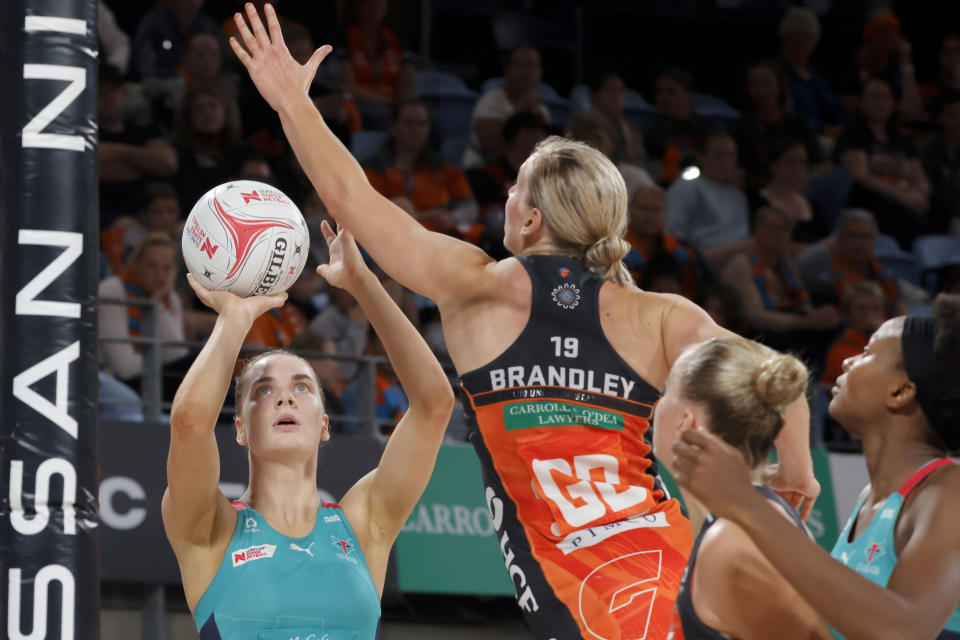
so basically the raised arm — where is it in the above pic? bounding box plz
[661,295,820,518]
[162,276,286,549]
[229,4,492,306]
[321,223,453,586]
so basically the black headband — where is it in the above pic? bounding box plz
[901,315,940,437]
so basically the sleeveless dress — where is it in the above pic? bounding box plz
[192,501,381,639]
[831,458,960,640]
[670,485,808,639]
[458,255,692,640]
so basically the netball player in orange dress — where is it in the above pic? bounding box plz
[228,6,821,637]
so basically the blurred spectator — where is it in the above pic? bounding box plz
[135,32,240,131]
[244,301,307,349]
[107,182,183,272]
[467,112,547,259]
[665,131,750,267]
[833,77,931,248]
[289,331,346,429]
[848,10,923,120]
[98,64,178,228]
[98,232,189,388]
[310,80,362,149]
[921,90,960,233]
[794,209,906,316]
[130,0,220,80]
[465,46,550,169]
[820,280,885,388]
[721,205,841,338]
[697,282,745,334]
[99,1,131,74]
[341,328,409,430]
[752,137,831,246]
[235,152,276,183]
[622,182,711,300]
[924,31,960,101]
[337,0,413,129]
[644,67,708,184]
[286,259,326,323]
[364,99,480,239]
[730,60,823,189]
[777,7,848,135]
[308,286,369,381]
[583,71,645,166]
[173,82,246,207]
[569,111,654,198]
[99,371,145,422]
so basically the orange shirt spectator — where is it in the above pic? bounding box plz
[821,327,868,387]
[244,305,307,349]
[821,280,885,387]
[364,99,480,238]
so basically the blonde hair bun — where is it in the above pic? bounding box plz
[754,354,808,409]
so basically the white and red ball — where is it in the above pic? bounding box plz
[182,181,310,297]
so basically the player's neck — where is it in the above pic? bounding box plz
[245,458,322,528]
[859,426,945,502]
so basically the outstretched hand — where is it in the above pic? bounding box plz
[229,3,333,112]
[316,219,368,290]
[186,273,287,324]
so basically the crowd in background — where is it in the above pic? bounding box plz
[95,0,960,449]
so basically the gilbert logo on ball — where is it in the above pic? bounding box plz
[182,181,310,297]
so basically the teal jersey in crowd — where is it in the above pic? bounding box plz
[192,501,381,640]
[830,458,960,640]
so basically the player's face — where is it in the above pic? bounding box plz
[239,354,330,458]
[828,318,906,431]
[652,349,704,475]
[504,160,534,255]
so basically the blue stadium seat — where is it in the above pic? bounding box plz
[425,94,478,141]
[349,130,388,164]
[441,135,471,168]
[912,234,960,294]
[876,251,920,286]
[543,96,570,128]
[569,84,591,117]
[693,92,739,125]
[480,77,561,100]
[413,69,472,97]
[874,233,901,256]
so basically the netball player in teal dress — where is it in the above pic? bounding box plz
[162,221,454,640]
[673,294,960,640]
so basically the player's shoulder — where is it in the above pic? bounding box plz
[908,462,960,513]
[696,517,764,585]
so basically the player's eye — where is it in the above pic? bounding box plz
[256,385,272,396]
[295,383,309,392]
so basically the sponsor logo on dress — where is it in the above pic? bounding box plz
[551,283,581,309]
[289,542,314,557]
[232,543,276,567]
[323,514,341,523]
[331,536,358,565]
[244,516,259,533]
[556,511,669,555]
